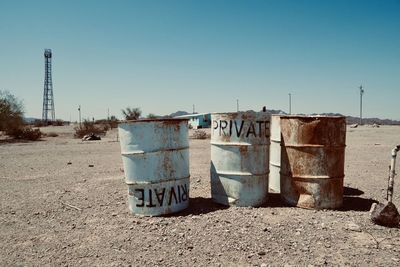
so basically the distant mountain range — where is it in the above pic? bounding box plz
[168,110,400,125]
[24,111,400,125]
[24,117,38,123]
[272,111,400,125]
[168,111,192,117]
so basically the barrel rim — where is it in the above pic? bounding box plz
[271,114,282,117]
[211,111,270,116]
[280,115,345,119]
[118,118,189,125]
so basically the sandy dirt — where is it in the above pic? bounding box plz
[1,125,400,266]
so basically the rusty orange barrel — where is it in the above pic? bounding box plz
[118,119,190,216]
[280,116,346,209]
[210,111,270,207]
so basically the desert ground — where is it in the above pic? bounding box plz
[1,124,400,266]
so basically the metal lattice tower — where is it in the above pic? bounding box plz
[42,49,55,122]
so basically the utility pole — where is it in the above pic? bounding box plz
[359,85,364,125]
[192,104,195,114]
[288,93,292,115]
[78,105,81,128]
[236,99,239,112]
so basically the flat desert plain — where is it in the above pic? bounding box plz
[1,125,400,266]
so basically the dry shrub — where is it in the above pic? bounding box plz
[101,124,110,132]
[193,130,208,139]
[33,119,64,127]
[74,120,106,138]
[53,120,64,126]
[7,126,42,141]
[33,120,46,127]
[108,119,118,129]
[95,119,118,130]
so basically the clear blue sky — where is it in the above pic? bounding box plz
[1,0,399,121]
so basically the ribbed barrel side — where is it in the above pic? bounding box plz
[269,115,281,193]
[210,112,270,207]
[280,116,346,209]
[118,119,190,216]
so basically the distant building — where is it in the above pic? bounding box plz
[175,113,211,129]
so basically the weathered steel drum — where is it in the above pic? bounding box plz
[210,112,270,207]
[118,119,190,216]
[280,116,346,209]
[269,115,281,193]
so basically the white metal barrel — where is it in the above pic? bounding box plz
[210,111,270,207]
[269,115,281,193]
[118,119,190,216]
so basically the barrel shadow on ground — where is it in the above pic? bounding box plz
[0,139,42,145]
[262,192,376,211]
[260,193,290,208]
[175,197,229,216]
[339,196,378,212]
[343,186,364,196]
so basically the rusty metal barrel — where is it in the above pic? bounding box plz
[280,116,346,209]
[269,114,281,193]
[210,111,270,207]
[118,119,190,216]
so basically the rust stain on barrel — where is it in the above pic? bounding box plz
[280,116,346,209]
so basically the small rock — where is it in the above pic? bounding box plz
[88,164,94,167]
[67,161,72,165]
[258,251,266,256]
[82,133,101,141]
[187,245,194,250]
[371,202,400,227]
[346,222,361,232]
